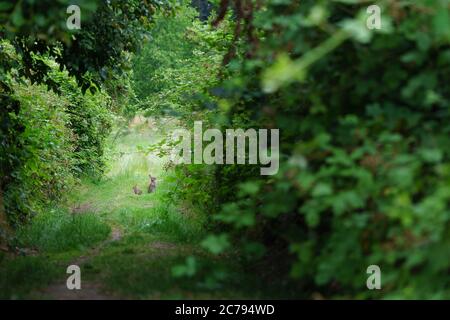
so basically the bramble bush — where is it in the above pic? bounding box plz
[46,58,113,178]
[163,0,450,299]
[226,0,449,299]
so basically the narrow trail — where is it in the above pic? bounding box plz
[35,219,124,299]
[70,227,123,266]
[31,118,201,300]
[35,196,179,300]
[2,117,250,300]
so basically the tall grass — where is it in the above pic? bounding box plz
[15,209,111,252]
[0,255,59,299]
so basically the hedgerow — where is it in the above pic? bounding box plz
[1,41,112,225]
[160,0,450,299]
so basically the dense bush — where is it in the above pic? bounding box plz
[219,0,450,299]
[6,77,75,225]
[1,41,112,225]
[156,0,450,299]
[46,62,113,177]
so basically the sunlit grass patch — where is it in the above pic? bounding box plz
[70,119,168,213]
[106,118,168,179]
[109,201,204,243]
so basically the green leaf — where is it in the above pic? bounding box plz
[201,234,230,255]
[311,182,333,197]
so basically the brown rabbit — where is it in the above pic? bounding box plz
[133,185,143,195]
[148,175,157,193]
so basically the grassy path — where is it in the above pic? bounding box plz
[0,117,262,299]
[37,118,211,299]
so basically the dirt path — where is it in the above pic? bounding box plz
[71,227,123,265]
[36,227,124,300]
[28,121,192,300]
[36,282,116,300]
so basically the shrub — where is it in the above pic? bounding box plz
[172,0,450,299]
[1,41,113,224]
[6,77,76,225]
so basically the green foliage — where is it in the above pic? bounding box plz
[0,0,174,90]
[163,164,218,215]
[2,0,449,300]
[6,77,75,224]
[132,7,197,101]
[46,61,113,177]
[165,0,450,299]
[0,0,98,43]
[132,5,231,119]
[103,67,138,117]
[1,41,113,224]
[1,1,164,226]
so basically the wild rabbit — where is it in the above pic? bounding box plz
[133,185,143,195]
[148,175,157,193]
